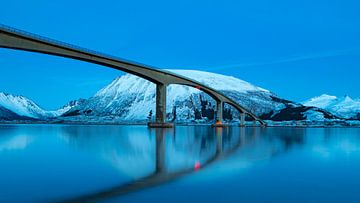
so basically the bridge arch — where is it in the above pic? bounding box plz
[0,24,266,126]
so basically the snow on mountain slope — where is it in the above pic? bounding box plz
[0,106,34,121]
[48,99,85,117]
[0,92,82,120]
[0,92,50,118]
[1,70,343,123]
[63,70,292,122]
[303,94,360,119]
[303,94,337,108]
[168,70,269,93]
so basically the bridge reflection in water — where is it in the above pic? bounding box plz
[2,126,360,203]
[59,126,305,202]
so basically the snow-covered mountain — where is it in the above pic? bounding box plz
[0,92,51,119]
[2,70,351,123]
[62,70,336,123]
[0,92,82,120]
[61,70,275,121]
[48,99,85,117]
[0,105,33,121]
[303,94,360,119]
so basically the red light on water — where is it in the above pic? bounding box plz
[194,161,201,170]
[195,86,201,90]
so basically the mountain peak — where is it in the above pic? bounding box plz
[1,71,358,123]
[303,94,337,109]
[62,70,279,122]
[317,94,337,100]
[342,95,353,102]
[167,69,270,93]
[0,92,82,119]
[303,94,360,119]
[0,92,45,118]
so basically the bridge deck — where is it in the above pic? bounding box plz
[0,24,266,126]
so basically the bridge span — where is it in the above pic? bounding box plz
[0,24,266,127]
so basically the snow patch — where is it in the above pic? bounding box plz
[303,94,360,119]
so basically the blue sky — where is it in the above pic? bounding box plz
[1,0,359,110]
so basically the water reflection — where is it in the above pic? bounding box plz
[62,126,308,202]
[310,128,360,158]
[1,125,359,203]
[59,126,155,179]
[0,125,33,152]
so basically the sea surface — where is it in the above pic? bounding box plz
[0,125,359,202]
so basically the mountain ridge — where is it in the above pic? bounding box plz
[303,94,360,119]
[0,70,358,125]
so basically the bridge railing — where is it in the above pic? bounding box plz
[0,24,98,55]
[0,23,159,70]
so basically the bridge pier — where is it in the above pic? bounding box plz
[253,120,257,127]
[240,113,246,127]
[213,101,227,127]
[148,84,173,128]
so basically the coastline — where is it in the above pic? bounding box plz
[1,119,359,128]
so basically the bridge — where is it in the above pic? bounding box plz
[0,24,266,127]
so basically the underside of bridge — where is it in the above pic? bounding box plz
[0,24,266,127]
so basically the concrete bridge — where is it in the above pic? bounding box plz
[0,24,266,127]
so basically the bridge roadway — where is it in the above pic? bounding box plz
[0,24,266,127]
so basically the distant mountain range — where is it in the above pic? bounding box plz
[0,70,359,125]
[303,94,360,120]
[0,92,80,121]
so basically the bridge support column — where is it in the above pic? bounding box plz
[148,84,173,128]
[155,84,166,123]
[240,113,246,127]
[253,120,257,127]
[213,101,226,127]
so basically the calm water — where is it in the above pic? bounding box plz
[0,125,359,202]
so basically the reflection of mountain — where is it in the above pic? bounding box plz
[0,134,33,151]
[59,126,155,179]
[223,128,306,163]
[3,70,356,124]
[312,129,360,158]
[166,127,218,172]
[63,126,307,202]
[59,126,230,177]
[264,128,305,151]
